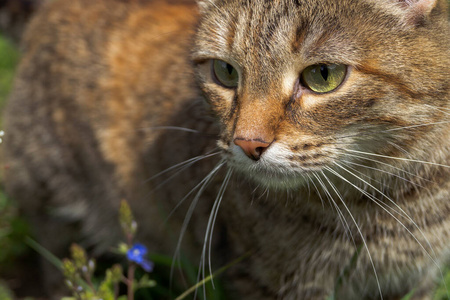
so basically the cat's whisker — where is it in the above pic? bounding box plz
[333,126,392,141]
[306,172,325,209]
[340,151,433,184]
[383,121,450,132]
[253,185,270,202]
[320,169,384,300]
[170,161,225,287]
[423,104,450,114]
[166,160,225,224]
[304,173,312,199]
[149,152,221,195]
[141,125,220,139]
[329,164,440,266]
[332,151,433,237]
[345,149,450,168]
[339,161,385,187]
[341,160,426,189]
[333,120,450,142]
[145,149,220,182]
[141,125,201,133]
[328,164,450,298]
[312,172,355,245]
[197,168,233,296]
[386,141,412,156]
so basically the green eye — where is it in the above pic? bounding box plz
[212,59,239,88]
[300,64,346,93]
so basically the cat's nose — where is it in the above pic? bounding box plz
[234,138,271,161]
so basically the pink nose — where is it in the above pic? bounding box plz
[234,138,271,161]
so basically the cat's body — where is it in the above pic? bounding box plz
[2,0,450,299]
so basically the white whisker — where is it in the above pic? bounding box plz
[345,149,450,168]
[340,151,433,184]
[146,149,220,183]
[312,172,355,244]
[305,172,325,209]
[141,126,201,133]
[384,121,450,132]
[320,169,384,300]
[328,164,440,270]
[423,104,450,114]
[328,163,450,299]
[341,160,425,189]
[170,161,225,287]
[197,168,233,297]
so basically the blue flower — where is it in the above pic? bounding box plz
[127,243,154,272]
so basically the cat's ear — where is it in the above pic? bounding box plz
[197,0,217,14]
[397,0,446,25]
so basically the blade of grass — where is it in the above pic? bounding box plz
[175,251,251,300]
[24,236,63,269]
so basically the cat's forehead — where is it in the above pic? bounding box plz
[195,0,402,86]
[195,0,402,63]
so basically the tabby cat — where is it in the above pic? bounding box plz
[2,0,450,299]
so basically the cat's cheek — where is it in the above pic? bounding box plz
[201,85,236,120]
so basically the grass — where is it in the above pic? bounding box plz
[0,35,25,263]
[0,34,19,111]
[0,32,449,299]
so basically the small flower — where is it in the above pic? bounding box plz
[88,259,96,273]
[127,243,147,263]
[140,260,154,272]
[65,279,74,289]
[127,243,154,272]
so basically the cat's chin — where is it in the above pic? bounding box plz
[237,169,312,190]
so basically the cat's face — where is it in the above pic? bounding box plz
[192,0,450,189]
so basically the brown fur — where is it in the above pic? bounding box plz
[2,0,450,299]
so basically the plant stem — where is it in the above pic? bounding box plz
[83,272,96,296]
[128,263,136,300]
[114,282,119,300]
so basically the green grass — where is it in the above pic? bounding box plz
[0,33,28,300]
[0,34,19,110]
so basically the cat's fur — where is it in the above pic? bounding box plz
[0,0,41,43]
[2,0,450,299]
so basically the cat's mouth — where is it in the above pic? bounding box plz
[222,141,331,189]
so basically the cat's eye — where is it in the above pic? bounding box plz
[300,64,346,93]
[212,59,239,88]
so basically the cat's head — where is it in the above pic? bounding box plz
[192,0,450,189]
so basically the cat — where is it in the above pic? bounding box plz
[2,0,450,299]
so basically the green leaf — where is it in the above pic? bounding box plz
[0,281,14,300]
[136,274,157,290]
[113,242,129,255]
